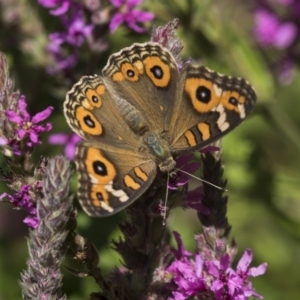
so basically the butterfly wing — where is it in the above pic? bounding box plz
[169,65,257,154]
[75,141,156,216]
[64,75,143,148]
[102,42,180,133]
[64,75,158,216]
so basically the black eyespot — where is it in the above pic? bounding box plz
[150,65,163,79]
[93,160,107,176]
[229,97,238,106]
[196,86,211,103]
[84,115,95,128]
[96,192,104,201]
[92,95,98,103]
[127,70,135,77]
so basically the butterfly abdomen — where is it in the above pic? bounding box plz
[114,96,150,136]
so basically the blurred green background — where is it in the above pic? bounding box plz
[0,0,300,299]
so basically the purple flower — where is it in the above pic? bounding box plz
[47,32,66,54]
[5,95,53,147]
[168,154,200,190]
[184,187,211,213]
[0,185,38,229]
[166,233,206,299]
[48,132,81,159]
[207,254,242,299]
[47,33,78,73]
[38,0,70,16]
[109,0,154,33]
[167,255,207,300]
[236,249,267,280]
[254,9,297,49]
[207,250,267,300]
[39,1,93,74]
[172,231,192,259]
[164,232,267,299]
[63,11,94,47]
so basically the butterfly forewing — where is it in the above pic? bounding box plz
[102,42,180,133]
[169,65,256,154]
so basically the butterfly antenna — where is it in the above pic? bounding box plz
[162,173,170,226]
[174,168,227,192]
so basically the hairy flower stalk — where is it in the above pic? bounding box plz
[197,145,233,261]
[20,156,73,300]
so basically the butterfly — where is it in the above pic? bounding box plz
[63,42,256,217]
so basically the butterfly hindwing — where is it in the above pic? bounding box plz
[76,141,157,216]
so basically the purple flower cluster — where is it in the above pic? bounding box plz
[110,0,154,33]
[254,0,300,83]
[254,8,297,49]
[39,0,93,74]
[0,185,39,229]
[5,95,53,149]
[0,92,53,229]
[165,232,267,300]
[39,0,154,74]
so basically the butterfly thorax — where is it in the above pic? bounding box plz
[143,131,176,173]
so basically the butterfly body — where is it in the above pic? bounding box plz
[64,42,256,217]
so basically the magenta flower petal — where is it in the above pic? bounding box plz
[44,123,53,131]
[110,0,123,7]
[0,192,11,200]
[32,106,54,124]
[195,255,204,277]
[48,133,68,144]
[273,23,297,48]
[50,1,70,16]
[109,0,154,33]
[38,0,70,16]
[65,143,76,159]
[173,231,192,259]
[65,134,81,159]
[131,10,154,22]
[49,133,81,159]
[237,249,252,271]
[110,13,125,32]
[23,216,39,229]
[127,0,142,6]
[254,9,278,46]
[206,261,219,277]
[5,110,23,124]
[17,129,27,139]
[126,10,154,32]
[248,263,268,277]
[29,131,39,144]
[18,96,30,120]
[0,136,8,145]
